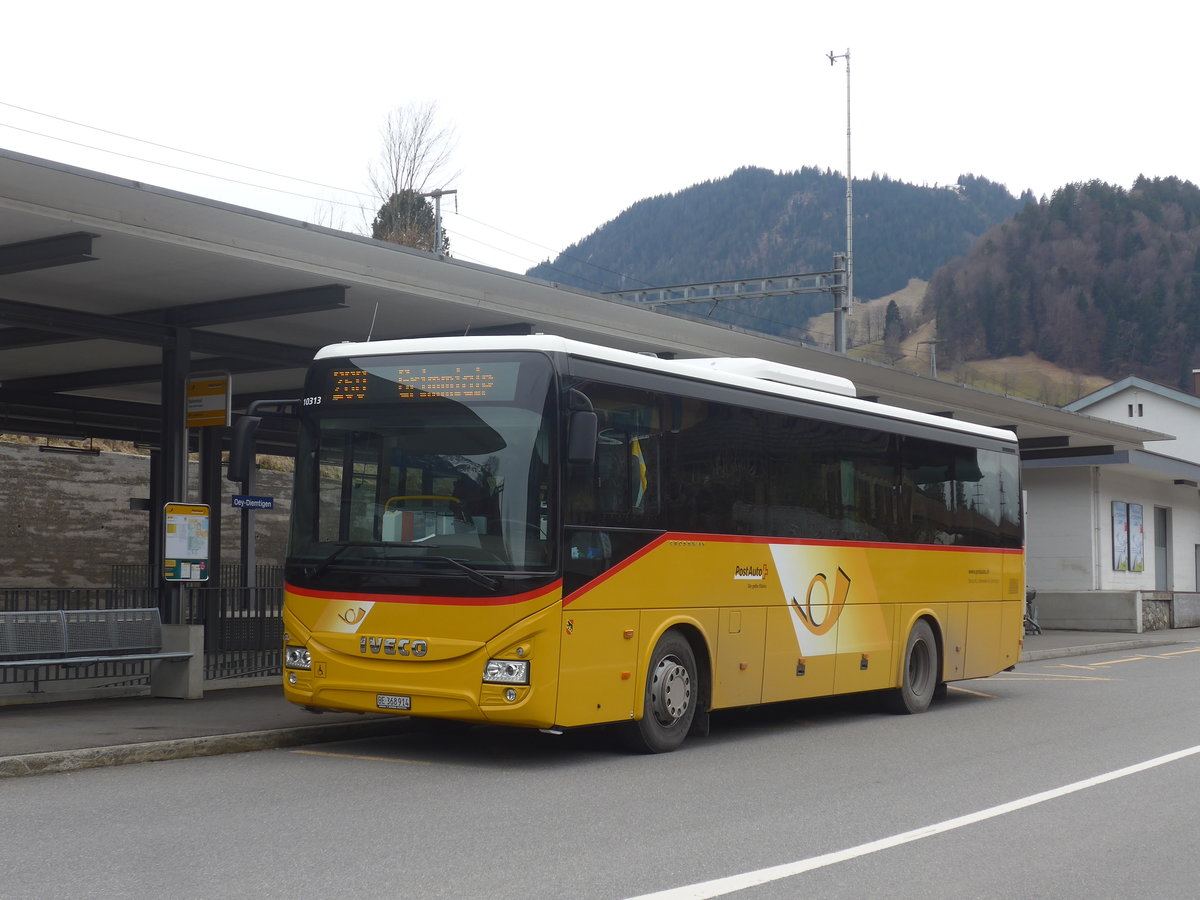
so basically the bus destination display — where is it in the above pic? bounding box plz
[327,361,519,403]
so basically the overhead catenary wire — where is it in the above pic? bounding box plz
[0,100,654,288]
[0,100,863,350]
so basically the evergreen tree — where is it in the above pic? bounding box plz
[883,299,907,361]
[926,176,1200,384]
[371,190,449,254]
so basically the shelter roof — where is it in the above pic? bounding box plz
[0,148,1164,458]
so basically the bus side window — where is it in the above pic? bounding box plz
[568,383,663,526]
[901,437,960,545]
[596,430,630,512]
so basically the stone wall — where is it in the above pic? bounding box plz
[1141,599,1172,632]
[0,441,291,588]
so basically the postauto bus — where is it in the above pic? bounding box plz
[231,335,1023,752]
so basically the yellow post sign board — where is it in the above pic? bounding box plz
[186,374,231,428]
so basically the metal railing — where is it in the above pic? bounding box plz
[0,570,286,690]
[0,587,158,613]
[111,564,284,590]
[184,584,284,680]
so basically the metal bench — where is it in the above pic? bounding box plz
[0,608,193,693]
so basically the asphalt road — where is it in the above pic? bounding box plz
[4,644,1200,899]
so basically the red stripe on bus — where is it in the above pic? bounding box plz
[285,580,563,607]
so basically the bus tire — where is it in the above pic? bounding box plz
[626,630,698,753]
[885,619,939,715]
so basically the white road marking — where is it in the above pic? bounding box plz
[625,743,1200,900]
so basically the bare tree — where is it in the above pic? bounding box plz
[307,200,349,232]
[368,101,459,200]
[365,103,459,252]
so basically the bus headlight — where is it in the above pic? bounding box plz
[483,658,529,685]
[285,645,312,671]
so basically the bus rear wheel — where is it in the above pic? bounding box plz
[626,630,697,753]
[885,619,939,715]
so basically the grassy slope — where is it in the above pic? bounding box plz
[813,280,1111,407]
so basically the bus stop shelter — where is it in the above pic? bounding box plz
[0,147,1165,624]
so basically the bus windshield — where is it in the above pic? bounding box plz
[286,352,557,591]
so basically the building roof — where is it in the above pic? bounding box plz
[1065,375,1200,414]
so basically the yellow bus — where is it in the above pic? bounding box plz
[235,335,1023,752]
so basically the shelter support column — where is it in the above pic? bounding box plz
[199,424,224,650]
[154,326,191,624]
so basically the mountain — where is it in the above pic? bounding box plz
[526,166,1033,337]
[927,177,1200,388]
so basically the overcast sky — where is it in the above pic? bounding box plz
[3,1,1198,277]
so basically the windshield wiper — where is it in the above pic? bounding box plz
[303,542,499,591]
[306,542,366,579]
[427,556,501,592]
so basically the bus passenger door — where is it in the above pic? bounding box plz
[713,607,765,708]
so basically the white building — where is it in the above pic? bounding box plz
[1024,375,1200,631]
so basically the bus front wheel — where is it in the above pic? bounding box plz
[626,630,698,753]
[885,619,939,715]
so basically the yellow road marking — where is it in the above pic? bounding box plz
[1005,670,1113,681]
[948,686,996,698]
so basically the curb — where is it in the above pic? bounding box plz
[0,717,407,780]
[1020,637,1191,663]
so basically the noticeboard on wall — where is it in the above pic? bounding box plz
[1129,503,1145,572]
[1112,501,1145,572]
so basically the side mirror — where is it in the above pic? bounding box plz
[567,411,598,465]
[226,398,300,483]
[226,415,262,483]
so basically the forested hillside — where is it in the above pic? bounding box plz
[527,167,1032,325]
[928,177,1200,388]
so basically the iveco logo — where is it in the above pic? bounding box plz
[359,636,429,657]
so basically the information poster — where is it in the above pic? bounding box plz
[163,502,210,581]
[1112,501,1129,571]
[1129,503,1145,572]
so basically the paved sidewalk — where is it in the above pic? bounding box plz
[0,685,407,778]
[3,627,1199,778]
[1019,625,1200,661]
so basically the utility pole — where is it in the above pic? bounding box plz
[828,49,852,354]
[422,188,457,256]
[917,339,945,378]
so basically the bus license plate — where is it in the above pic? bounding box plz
[376,694,411,711]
